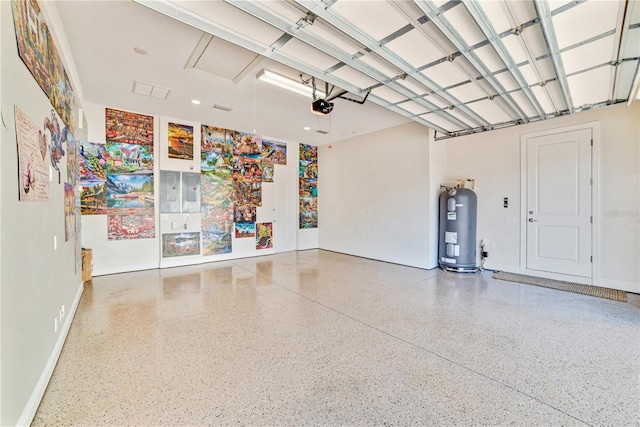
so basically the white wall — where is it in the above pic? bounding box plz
[82,101,308,274]
[1,2,84,425]
[444,103,640,293]
[318,122,432,268]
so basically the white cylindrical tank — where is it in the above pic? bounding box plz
[438,187,477,271]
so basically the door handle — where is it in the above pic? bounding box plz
[528,218,537,222]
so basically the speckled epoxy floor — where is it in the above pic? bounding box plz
[33,250,640,426]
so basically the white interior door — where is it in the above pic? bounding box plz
[526,128,592,277]
[274,166,297,253]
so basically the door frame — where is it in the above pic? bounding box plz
[519,121,601,285]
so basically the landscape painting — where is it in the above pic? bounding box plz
[168,122,194,160]
[201,125,233,154]
[162,232,201,258]
[235,222,255,238]
[106,174,154,208]
[233,132,261,158]
[80,181,107,215]
[105,142,153,174]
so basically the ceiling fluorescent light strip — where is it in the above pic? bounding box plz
[256,69,325,99]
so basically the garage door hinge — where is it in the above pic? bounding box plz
[591,139,593,146]
[590,178,593,185]
[590,216,593,223]
[590,256,593,263]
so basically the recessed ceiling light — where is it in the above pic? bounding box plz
[133,47,148,55]
[191,99,201,105]
[303,126,311,130]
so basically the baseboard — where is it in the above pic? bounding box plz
[93,262,159,277]
[597,278,640,294]
[16,280,84,427]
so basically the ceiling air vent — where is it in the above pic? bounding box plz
[132,80,171,100]
[315,130,330,134]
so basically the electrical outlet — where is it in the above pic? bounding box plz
[54,317,58,333]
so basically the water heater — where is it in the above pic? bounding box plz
[439,187,478,272]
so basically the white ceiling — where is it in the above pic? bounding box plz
[57,0,640,145]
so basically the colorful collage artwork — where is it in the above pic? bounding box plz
[235,222,255,238]
[162,232,201,258]
[105,108,155,240]
[11,0,78,133]
[79,141,107,215]
[105,108,154,146]
[15,106,50,201]
[168,122,194,160]
[64,183,74,241]
[256,222,273,249]
[200,126,235,254]
[299,144,318,228]
[261,140,287,165]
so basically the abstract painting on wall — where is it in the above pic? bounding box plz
[256,222,273,249]
[14,106,50,201]
[11,0,78,132]
[104,142,153,174]
[168,122,194,160]
[64,183,75,241]
[105,108,154,147]
[299,144,318,228]
[107,207,155,240]
[162,232,201,258]
[261,140,287,165]
[235,222,256,238]
[201,173,233,207]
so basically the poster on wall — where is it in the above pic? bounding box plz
[10,0,78,133]
[162,232,201,258]
[168,122,194,160]
[256,222,273,249]
[44,110,67,181]
[233,132,261,158]
[14,106,50,201]
[201,205,233,255]
[64,183,74,241]
[261,162,274,183]
[107,207,155,240]
[104,142,153,174]
[233,156,262,182]
[300,196,318,228]
[106,174,154,208]
[79,141,107,215]
[201,151,233,176]
[202,125,234,154]
[299,144,318,228]
[201,173,233,207]
[66,132,77,186]
[261,140,287,165]
[233,180,261,207]
[105,108,154,147]
[234,206,256,223]
[235,222,255,238]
